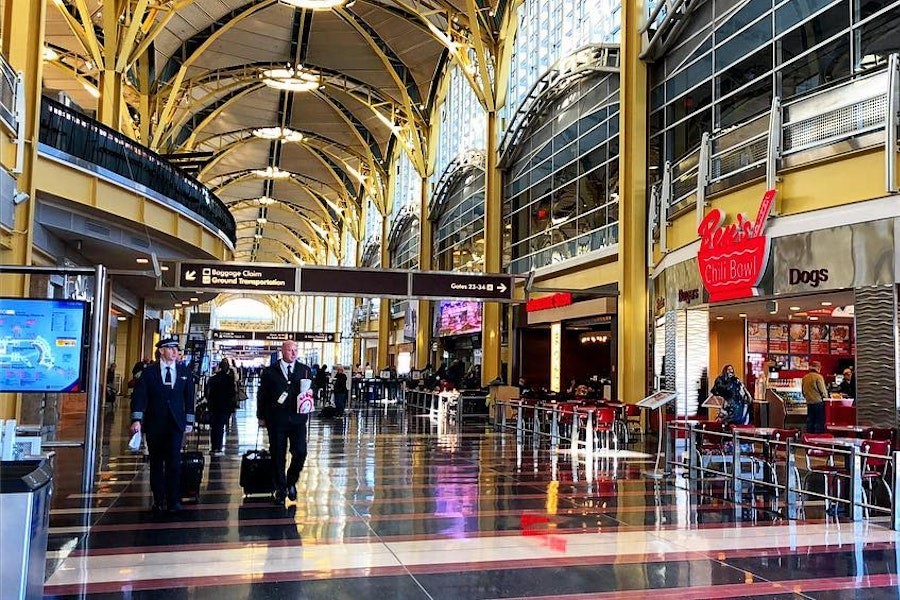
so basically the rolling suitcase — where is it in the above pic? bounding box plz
[180,430,205,502]
[240,448,274,496]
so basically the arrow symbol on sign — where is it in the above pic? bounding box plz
[185,270,197,281]
[497,283,507,293]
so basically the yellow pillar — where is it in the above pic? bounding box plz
[481,111,502,386]
[416,177,432,369]
[0,0,46,296]
[98,0,122,129]
[125,299,147,385]
[617,0,649,403]
[376,216,390,369]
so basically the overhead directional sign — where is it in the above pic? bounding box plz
[211,330,339,343]
[178,262,298,293]
[411,272,514,301]
[300,266,408,297]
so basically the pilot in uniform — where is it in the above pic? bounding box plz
[130,337,195,513]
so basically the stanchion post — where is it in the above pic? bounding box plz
[849,445,863,522]
[686,423,696,479]
[891,450,900,530]
[501,400,508,431]
[516,403,524,444]
[585,410,595,459]
[785,438,800,519]
[550,407,559,448]
[732,429,742,502]
[531,408,540,448]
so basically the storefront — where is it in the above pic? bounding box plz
[654,192,899,428]
[517,292,617,396]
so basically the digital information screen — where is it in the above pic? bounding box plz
[437,300,482,337]
[0,298,88,392]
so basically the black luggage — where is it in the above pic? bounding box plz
[319,404,337,418]
[180,431,204,502]
[240,449,274,496]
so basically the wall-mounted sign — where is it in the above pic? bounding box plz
[178,262,298,293]
[211,330,338,343]
[677,288,700,304]
[526,292,573,312]
[411,272,514,301]
[772,219,893,294]
[697,189,776,302]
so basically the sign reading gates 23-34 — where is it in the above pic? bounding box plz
[697,189,776,302]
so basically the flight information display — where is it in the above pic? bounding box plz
[0,298,88,392]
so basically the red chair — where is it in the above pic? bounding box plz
[624,404,643,441]
[593,406,618,452]
[860,439,892,512]
[694,421,730,476]
[747,428,799,489]
[801,433,842,509]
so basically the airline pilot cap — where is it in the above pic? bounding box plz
[155,337,180,349]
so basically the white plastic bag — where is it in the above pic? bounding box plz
[128,432,142,452]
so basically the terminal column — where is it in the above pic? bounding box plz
[481,110,502,387]
[416,177,433,370]
[617,0,650,403]
[0,0,46,295]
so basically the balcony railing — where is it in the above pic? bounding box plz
[38,97,236,245]
[650,56,900,256]
[0,53,18,134]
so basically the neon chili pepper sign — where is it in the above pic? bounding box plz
[697,189,777,302]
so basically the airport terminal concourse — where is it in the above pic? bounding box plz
[2,0,900,598]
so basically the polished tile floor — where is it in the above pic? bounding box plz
[42,387,900,599]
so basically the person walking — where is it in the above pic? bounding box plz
[803,361,828,433]
[206,358,237,457]
[257,340,312,504]
[130,337,196,513]
[332,365,348,417]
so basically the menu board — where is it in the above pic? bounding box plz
[768,323,789,354]
[831,325,852,355]
[788,323,809,354]
[747,321,768,353]
[790,355,810,370]
[810,324,830,354]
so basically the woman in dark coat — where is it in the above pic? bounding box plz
[206,358,237,456]
[712,364,748,425]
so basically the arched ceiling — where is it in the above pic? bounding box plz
[42,0,510,265]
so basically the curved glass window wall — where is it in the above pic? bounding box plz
[649,0,900,174]
[431,65,487,191]
[503,74,620,273]
[432,169,486,273]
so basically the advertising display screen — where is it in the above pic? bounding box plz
[437,301,482,337]
[0,298,88,392]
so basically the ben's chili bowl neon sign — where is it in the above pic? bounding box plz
[697,189,776,302]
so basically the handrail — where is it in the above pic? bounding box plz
[38,97,236,244]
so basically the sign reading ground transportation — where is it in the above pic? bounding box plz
[211,330,338,343]
[299,267,408,297]
[178,262,298,293]
[411,272,514,301]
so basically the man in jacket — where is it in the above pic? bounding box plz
[130,337,195,513]
[257,340,312,504]
[802,361,828,433]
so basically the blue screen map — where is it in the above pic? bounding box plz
[0,298,87,392]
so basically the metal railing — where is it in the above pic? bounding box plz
[655,57,900,250]
[668,422,900,529]
[38,98,236,244]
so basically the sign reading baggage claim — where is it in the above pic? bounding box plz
[178,262,297,293]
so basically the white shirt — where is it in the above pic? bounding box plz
[281,360,295,380]
[159,361,176,386]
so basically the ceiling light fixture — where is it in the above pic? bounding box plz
[257,217,267,224]
[117,316,127,321]
[251,166,291,180]
[42,47,59,61]
[278,0,347,8]
[809,316,819,321]
[789,306,801,311]
[259,65,321,92]
[738,313,747,318]
[190,298,199,302]
[821,301,833,306]
[160,265,170,271]
[136,257,149,264]
[252,126,304,142]
[256,196,277,205]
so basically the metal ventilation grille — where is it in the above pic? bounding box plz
[784,95,887,152]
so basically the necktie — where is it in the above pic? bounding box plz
[165,366,172,386]
[286,364,292,380]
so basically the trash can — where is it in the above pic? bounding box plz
[0,458,53,600]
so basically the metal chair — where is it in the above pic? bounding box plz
[860,439,892,513]
[593,406,618,452]
[800,433,842,510]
